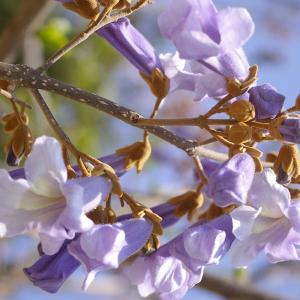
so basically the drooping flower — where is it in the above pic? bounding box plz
[230,169,300,267]
[205,153,255,207]
[124,215,234,300]
[249,84,285,120]
[68,218,153,290]
[24,240,80,293]
[158,0,254,60]
[97,18,163,76]
[0,136,111,255]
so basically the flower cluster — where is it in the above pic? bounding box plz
[0,0,300,300]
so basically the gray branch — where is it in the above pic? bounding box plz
[0,62,228,161]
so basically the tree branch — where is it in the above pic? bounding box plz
[0,62,229,161]
[0,0,53,62]
[200,274,286,300]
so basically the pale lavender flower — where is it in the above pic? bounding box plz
[230,169,300,267]
[160,48,250,101]
[279,118,300,144]
[249,84,285,119]
[124,215,234,300]
[205,153,255,207]
[0,136,111,255]
[68,218,153,290]
[158,0,254,60]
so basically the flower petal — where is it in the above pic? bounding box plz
[24,136,67,197]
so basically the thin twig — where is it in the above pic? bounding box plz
[0,62,273,168]
[0,88,32,109]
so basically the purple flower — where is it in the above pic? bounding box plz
[0,136,111,255]
[24,240,80,293]
[279,118,300,144]
[124,215,234,300]
[205,153,255,207]
[249,84,285,119]
[68,218,153,290]
[97,18,163,76]
[230,169,300,267]
[158,0,254,60]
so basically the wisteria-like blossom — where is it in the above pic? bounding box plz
[1,0,300,299]
[0,136,111,255]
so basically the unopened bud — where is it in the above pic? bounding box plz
[228,123,252,144]
[273,144,300,184]
[228,100,255,122]
[5,124,32,166]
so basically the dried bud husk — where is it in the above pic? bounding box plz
[2,112,28,132]
[289,187,300,199]
[228,123,252,144]
[140,68,170,101]
[63,0,100,20]
[5,124,32,166]
[168,191,204,221]
[273,144,300,184]
[228,100,255,122]
[116,135,151,174]
[229,144,246,157]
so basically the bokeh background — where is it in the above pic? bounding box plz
[0,0,300,299]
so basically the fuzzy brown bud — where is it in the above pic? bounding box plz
[273,144,300,184]
[63,0,100,20]
[228,123,252,144]
[228,100,255,122]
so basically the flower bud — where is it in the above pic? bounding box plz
[228,99,255,122]
[273,144,300,184]
[228,123,252,144]
[249,84,285,120]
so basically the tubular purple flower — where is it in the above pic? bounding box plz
[205,153,255,207]
[24,240,80,293]
[68,218,153,290]
[97,18,163,76]
[279,118,300,144]
[124,215,234,300]
[249,84,285,119]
